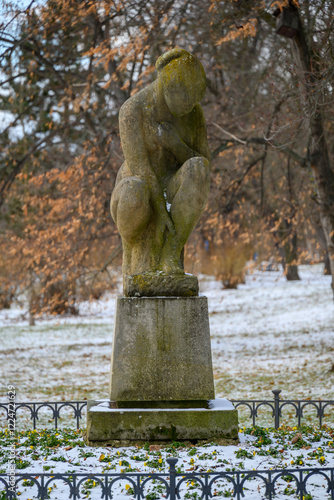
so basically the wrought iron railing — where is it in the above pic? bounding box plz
[0,400,86,430]
[232,389,334,428]
[1,390,333,430]
[1,459,334,499]
[1,392,334,498]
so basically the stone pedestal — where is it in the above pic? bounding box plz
[109,296,214,406]
[87,296,239,444]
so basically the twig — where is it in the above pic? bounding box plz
[212,122,247,145]
[87,244,122,283]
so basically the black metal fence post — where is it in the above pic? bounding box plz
[167,457,178,500]
[33,403,37,429]
[72,474,77,500]
[299,469,303,500]
[272,389,281,429]
[54,402,58,429]
[252,401,256,427]
[319,401,324,427]
[41,474,45,500]
[76,402,80,429]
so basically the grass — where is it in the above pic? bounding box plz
[1,425,333,499]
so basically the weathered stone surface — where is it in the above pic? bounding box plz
[124,272,198,297]
[110,48,211,294]
[109,296,214,404]
[86,399,239,444]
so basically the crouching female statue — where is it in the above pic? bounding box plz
[110,48,211,296]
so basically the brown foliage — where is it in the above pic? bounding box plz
[1,0,333,312]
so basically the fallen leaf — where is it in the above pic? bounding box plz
[149,445,162,451]
[291,433,302,444]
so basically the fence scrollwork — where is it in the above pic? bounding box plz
[1,466,334,500]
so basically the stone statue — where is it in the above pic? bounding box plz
[111,48,211,296]
[88,52,238,445]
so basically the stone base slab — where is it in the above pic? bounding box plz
[124,272,199,297]
[86,399,238,445]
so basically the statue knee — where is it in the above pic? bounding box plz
[167,156,210,204]
[111,177,149,217]
[181,156,210,195]
[192,156,210,186]
[111,177,151,244]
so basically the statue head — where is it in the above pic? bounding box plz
[156,48,206,117]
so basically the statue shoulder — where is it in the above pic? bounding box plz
[119,97,143,137]
[120,83,155,121]
[119,97,141,122]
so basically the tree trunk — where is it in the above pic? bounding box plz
[324,252,331,276]
[285,232,300,281]
[278,220,300,281]
[289,4,334,295]
[28,271,35,327]
[316,218,332,276]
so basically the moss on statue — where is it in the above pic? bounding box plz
[124,271,199,297]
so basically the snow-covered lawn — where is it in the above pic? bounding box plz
[1,425,334,499]
[1,264,334,499]
[1,265,333,406]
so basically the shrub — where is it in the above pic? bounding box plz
[196,242,251,289]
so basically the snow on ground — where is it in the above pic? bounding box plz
[206,265,334,405]
[1,264,333,408]
[0,265,334,499]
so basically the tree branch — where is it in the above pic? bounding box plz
[0,128,64,208]
[211,134,306,166]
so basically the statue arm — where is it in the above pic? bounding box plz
[119,101,175,241]
[193,104,211,163]
[158,122,198,165]
[159,105,210,165]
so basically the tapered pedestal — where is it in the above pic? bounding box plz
[109,296,214,406]
[87,295,238,444]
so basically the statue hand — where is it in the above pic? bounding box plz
[158,122,181,148]
[157,122,198,164]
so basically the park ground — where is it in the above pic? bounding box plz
[0,264,333,498]
[1,264,333,405]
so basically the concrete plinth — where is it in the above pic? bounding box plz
[86,399,238,445]
[109,296,215,405]
[86,295,239,445]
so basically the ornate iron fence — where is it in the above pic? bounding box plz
[232,390,334,428]
[1,459,334,499]
[1,391,333,430]
[0,400,86,430]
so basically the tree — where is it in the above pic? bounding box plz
[277,1,334,293]
[196,0,334,289]
[0,0,332,312]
